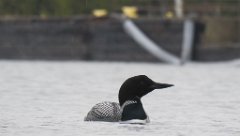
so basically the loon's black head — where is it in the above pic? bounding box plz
[118,75,173,106]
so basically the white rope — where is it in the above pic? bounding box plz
[123,19,181,65]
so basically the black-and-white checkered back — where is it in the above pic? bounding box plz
[84,102,121,122]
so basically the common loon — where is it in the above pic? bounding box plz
[84,75,173,124]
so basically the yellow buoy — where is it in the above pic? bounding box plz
[92,9,108,18]
[122,6,138,19]
[165,11,174,19]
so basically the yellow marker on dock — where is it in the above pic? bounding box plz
[92,9,108,18]
[165,11,174,19]
[122,6,138,19]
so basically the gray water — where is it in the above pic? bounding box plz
[0,60,240,136]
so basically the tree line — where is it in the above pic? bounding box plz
[0,0,238,17]
[0,0,132,16]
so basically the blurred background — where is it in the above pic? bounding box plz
[0,0,239,63]
[1,1,240,135]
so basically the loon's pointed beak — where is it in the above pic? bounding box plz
[150,82,174,90]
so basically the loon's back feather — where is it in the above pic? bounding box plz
[84,99,149,123]
[84,102,121,122]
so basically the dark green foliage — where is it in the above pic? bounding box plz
[0,0,134,16]
[0,0,238,16]
[0,0,91,16]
